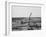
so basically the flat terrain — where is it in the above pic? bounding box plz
[12,17,41,31]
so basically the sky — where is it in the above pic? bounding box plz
[11,5,41,17]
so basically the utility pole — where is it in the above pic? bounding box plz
[27,12,32,30]
[28,12,32,26]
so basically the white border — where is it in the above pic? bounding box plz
[6,1,45,35]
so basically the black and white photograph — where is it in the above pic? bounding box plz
[1,0,46,36]
[12,5,41,31]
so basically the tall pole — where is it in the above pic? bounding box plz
[27,12,32,30]
[28,12,32,26]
